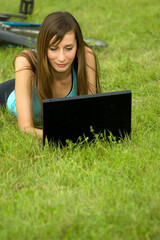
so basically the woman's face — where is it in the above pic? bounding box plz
[47,31,77,73]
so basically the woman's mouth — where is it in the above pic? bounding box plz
[57,64,67,68]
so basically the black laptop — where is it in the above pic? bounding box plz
[43,90,132,146]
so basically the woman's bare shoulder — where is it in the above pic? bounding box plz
[15,50,35,88]
[84,45,94,54]
[84,46,96,69]
[15,49,36,70]
[15,51,31,69]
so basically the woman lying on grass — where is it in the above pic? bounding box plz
[0,11,101,138]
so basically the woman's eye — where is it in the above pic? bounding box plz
[50,47,57,51]
[66,47,73,51]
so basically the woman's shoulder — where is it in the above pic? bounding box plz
[84,46,96,68]
[15,52,31,69]
[14,49,36,89]
[84,45,94,54]
[15,49,37,71]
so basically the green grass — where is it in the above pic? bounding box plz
[0,0,160,239]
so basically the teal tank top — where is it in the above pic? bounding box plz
[6,66,77,123]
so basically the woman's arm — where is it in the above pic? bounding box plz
[15,54,43,139]
[85,46,97,94]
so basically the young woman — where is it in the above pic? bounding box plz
[0,11,101,138]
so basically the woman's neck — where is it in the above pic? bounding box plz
[52,66,72,82]
[51,66,72,98]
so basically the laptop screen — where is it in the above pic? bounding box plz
[43,90,132,146]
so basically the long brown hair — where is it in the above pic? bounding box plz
[14,11,100,107]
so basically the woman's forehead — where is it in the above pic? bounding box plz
[49,30,76,46]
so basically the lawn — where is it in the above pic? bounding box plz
[0,0,160,239]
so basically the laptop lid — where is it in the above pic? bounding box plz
[43,90,132,146]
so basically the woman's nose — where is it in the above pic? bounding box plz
[58,50,65,61]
